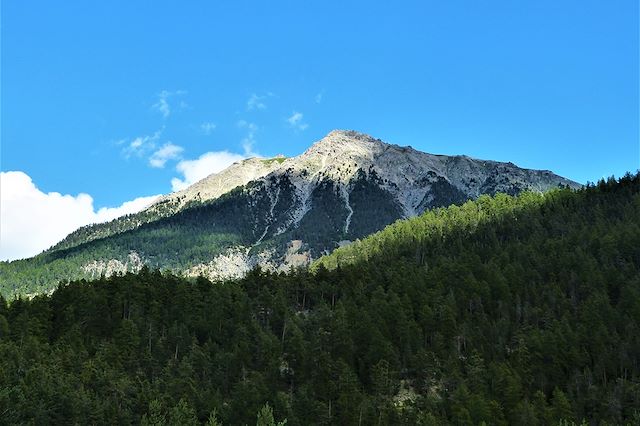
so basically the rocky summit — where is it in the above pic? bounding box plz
[1,130,580,295]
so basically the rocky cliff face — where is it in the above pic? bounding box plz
[28,130,581,286]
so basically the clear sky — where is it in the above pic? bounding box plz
[1,0,639,260]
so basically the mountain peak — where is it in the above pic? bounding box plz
[318,129,382,147]
[302,130,387,162]
[326,129,376,139]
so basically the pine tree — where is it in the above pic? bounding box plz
[256,403,287,426]
[140,399,167,426]
[168,399,198,426]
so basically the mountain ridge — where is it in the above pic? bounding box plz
[1,130,580,297]
[50,130,579,253]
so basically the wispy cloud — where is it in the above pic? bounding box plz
[315,90,324,104]
[200,122,217,135]
[246,93,267,111]
[153,92,171,118]
[119,128,184,168]
[237,120,259,156]
[287,111,308,131]
[152,90,187,118]
[121,128,163,158]
[149,142,184,168]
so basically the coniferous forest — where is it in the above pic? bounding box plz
[1,173,639,425]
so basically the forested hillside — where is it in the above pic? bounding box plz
[0,173,638,425]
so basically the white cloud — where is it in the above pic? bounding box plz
[200,122,217,135]
[94,195,161,222]
[315,91,324,104]
[247,93,267,111]
[152,90,187,118]
[287,111,308,131]
[122,128,163,158]
[170,151,245,191]
[0,171,160,261]
[149,142,184,168]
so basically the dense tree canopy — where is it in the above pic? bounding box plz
[0,173,639,424]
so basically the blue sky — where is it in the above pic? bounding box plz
[1,1,638,259]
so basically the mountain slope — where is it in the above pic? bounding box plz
[50,156,287,252]
[0,130,579,297]
[1,173,638,424]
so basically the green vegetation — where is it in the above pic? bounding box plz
[261,156,287,166]
[1,173,638,424]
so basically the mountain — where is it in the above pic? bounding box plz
[0,130,579,297]
[1,173,637,424]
